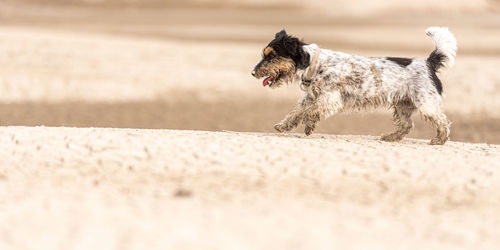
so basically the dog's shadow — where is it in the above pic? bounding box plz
[222,130,433,146]
[261,132,432,146]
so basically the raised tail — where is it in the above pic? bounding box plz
[425,27,457,72]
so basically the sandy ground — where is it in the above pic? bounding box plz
[1,126,500,250]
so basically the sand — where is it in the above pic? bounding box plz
[1,126,500,250]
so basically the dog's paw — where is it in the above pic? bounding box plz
[430,137,447,145]
[304,126,314,136]
[380,132,403,142]
[274,123,286,133]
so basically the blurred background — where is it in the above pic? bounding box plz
[0,0,499,143]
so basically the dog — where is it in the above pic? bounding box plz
[251,27,457,145]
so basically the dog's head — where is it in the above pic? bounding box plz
[251,30,310,88]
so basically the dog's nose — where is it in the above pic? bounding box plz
[251,70,256,77]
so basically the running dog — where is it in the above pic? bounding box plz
[251,27,457,145]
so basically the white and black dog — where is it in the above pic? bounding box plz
[251,27,457,145]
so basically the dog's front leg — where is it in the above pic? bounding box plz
[274,95,309,132]
[301,91,343,136]
[302,107,321,136]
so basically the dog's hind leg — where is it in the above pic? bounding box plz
[423,111,450,145]
[412,99,450,145]
[381,101,416,142]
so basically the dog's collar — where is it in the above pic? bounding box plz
[301,46,321,90]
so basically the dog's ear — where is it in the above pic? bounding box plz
[283,36,299,56]
[282,36,310,69]
[295,46,310,69]
[275,29,287,39]
[274,30,310,69]
[282,35,310,69]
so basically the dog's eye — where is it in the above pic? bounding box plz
[267,53,275,59]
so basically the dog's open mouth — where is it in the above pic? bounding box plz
[262,74,280,87]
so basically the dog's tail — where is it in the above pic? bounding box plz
[425,27,457,72]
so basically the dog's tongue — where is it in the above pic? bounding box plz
[262,76,274,87]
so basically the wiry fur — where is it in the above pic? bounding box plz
[425,27,457,70]
[252,28,458,145]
